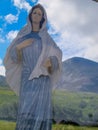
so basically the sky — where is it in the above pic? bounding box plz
[0,0,98,76]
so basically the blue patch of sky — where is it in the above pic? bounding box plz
[0,1,19,60]
[0,0,19,32]
[0,0,14,59]
[0,19,4,28]
[26,0,39,5]
[5,10,28,33]
[0,45,7,60]
[3,1,39,33]
[52,33,61,40]
[0,0,17,16]
[0,1,28,60]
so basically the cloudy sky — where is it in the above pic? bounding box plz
[0,0,98,76]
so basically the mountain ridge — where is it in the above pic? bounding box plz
[60,57,98,93]
[0,57,98,93]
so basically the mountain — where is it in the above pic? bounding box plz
[0,57,98,93]
[59,57,98,93]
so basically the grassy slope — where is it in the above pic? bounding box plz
[0,120,16,130]
[0,120,98,130]
[0,86,98,125]
[0,87,18,120]
[52,90,98,125]
[0,86,18,102]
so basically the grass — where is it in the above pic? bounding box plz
[0,120,98,130]
[0,88,18,105]
[0,87,98,127]
[53,124,98,130]
[0,120,16,130]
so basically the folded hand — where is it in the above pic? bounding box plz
[16,38,34,50]
[43,59,51,68]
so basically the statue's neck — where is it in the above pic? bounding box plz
[32,22,40,32]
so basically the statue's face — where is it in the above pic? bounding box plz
[32,8,43,24]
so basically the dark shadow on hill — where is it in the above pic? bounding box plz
[57,120,80,126]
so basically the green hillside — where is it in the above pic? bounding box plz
[52,90,98,125]
[0,87,18,121]
[0,86,98,126]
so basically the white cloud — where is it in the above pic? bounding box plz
[0,59,2,65]
[5,14,18,24]
[0,59,5,76]
[38,0,98,62]
[85,44,98,62]
[6,30,19,41]
[0,66,5,76]
[0,28,5,43]
[0,29,5,43]
[13,0,31,12]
